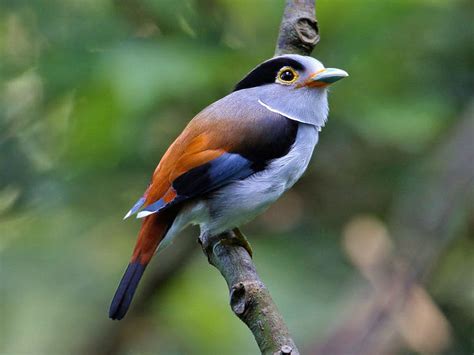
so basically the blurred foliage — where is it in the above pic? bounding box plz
[0,0,473,354]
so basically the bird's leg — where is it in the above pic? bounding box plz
[198,228,253,260]
[223,228,253,258]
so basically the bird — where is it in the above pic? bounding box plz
[109,54,348,320]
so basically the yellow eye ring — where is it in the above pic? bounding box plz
[276,66,299,84]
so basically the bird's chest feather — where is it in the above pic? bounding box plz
[251,122,318,193]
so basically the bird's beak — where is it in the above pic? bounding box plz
[305,68,349,87]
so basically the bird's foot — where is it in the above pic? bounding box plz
[224,228,252,258]
[198,228,253,260]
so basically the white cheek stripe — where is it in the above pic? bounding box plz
[257,99,322,132]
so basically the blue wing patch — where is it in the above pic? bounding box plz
[123,197,146,220]
[173,153,254,197]
[136,153,255,218]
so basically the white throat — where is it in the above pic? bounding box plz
[255,84,329,129]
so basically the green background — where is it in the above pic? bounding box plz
[1,0,473,354]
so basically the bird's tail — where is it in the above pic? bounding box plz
[109,210,176,320]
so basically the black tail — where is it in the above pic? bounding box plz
[109,261,146,320]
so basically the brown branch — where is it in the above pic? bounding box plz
[199,230,298,355]
[275,0,319,56]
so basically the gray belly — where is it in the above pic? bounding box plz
[200,123,319,234]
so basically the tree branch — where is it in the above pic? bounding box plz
[275,0,319,56]
[199,230,298,355]
[197,4,319,354]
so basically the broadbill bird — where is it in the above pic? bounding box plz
[109,54,348,320]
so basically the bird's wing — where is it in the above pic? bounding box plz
[124,100,299,219]
[136,151,256,218]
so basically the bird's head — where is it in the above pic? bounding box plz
[235,54,348,91]
[234,54,348,128]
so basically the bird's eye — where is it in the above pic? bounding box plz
[277,67,298,84]
[280,70,294,81]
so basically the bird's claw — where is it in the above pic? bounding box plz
[228,228,253,258]
[199,228,253,259]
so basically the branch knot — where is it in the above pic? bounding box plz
[279,345,293,354]
[230,282,247,315]
[295,17,319,47]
